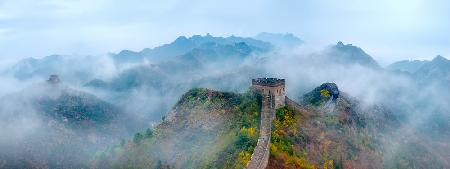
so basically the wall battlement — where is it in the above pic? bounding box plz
[252,78,285,87]
[251,78,285,109]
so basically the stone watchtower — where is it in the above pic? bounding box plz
[47,74,61,84]
[251,78,286,109]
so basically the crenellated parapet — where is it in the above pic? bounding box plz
[251,78,285,109]
[252,78,285,87]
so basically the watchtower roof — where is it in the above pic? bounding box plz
[252,78,285,87]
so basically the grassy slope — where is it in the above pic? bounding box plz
[94,88,261,169]
[268,85,392,169]
[268,88,447,169]
[267,102,385,169]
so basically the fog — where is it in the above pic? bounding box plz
[0,36,448,168]
[267,46,450,167]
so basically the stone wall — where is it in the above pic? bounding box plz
[247,78,286,169]
[246,95,273,169]
[285,96,309,113]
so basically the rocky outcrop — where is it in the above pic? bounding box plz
[301,82,340,105]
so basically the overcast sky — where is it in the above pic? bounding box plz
[0,0,449,65]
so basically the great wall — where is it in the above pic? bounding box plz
[246,78,285,169]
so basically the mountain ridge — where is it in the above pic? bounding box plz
[0,76,129,168]
[113,34,273,64]
[94,88,261,168]
[326,41,381,68]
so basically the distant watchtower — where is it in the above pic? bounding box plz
[251,78,286,109]
[47,74,61,84]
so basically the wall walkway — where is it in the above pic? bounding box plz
[246,95,274,169]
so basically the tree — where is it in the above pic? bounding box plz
[320,89,330,98]
[145,128,153,138]
[133,133,144,144]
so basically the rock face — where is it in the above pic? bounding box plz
[319,83,339,99]
[301,82,340,105]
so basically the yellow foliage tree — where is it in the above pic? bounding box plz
[320,89,330,98]
[323,159,334,169]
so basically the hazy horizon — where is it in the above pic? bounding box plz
[1,0,449,65]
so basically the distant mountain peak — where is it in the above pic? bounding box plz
[325,41,380,68]
[118,49,138,55]
[173,36,189,44]
[387,59,429,73]
[335,41,354,48]
[432,55,448,62]
[112,34,272,65]
[412,55,450,85]
[255,32,303,48]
